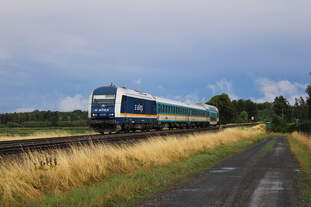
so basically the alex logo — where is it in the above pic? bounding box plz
[94,108,110,112]
[134,104,144,112]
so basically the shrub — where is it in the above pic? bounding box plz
[271,115,288,132]
[56,121,88,127]
[22,121,53,128]
[6,122,22,128]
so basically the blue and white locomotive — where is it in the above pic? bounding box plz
[88,84,219,133]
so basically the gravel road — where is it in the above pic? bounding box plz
[140,136,301,207]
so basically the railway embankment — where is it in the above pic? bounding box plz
[0,125,266,207]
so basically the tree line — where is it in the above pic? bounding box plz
[206,78,311,132]
[0,110,88,128]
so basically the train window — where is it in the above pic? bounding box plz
[165,105,167,113]
[93,95,115,104]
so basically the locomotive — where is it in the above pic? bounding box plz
[88,84,219,133]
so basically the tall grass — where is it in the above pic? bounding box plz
[0,126,264,206]
[289,132,311,205]
[291,132,311,150]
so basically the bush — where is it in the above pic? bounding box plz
[22,121,53,128]
[57,121,88,127]
[6,122,22,128]
[298,121,311,134]
[271,115,288,132]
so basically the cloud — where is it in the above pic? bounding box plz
[58,95,89,112]
[15,108,36,113]
[255,78,307,104]
[0,0,310,113]
[167,92,208,105]
[207,79,238,100]
[134,78,142,85]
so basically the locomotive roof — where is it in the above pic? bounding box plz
[117,86,155,100]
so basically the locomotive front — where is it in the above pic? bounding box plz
[88,85,118,132]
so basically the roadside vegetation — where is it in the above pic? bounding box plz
[289,132,311,206]
[0,125,266,207]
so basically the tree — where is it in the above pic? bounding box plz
[256,102,273,121]
[206,93,235,124]
[271,114,288,132]
[244,100,257,120]
[238,111,248,123]
[306,85,311,119]
[273,96,291,121]
[232,99,258,121]
[293,97,308,120]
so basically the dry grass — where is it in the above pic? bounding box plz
[0,131,98,141]
[291,132,311,150]
[290,132,311,205]
[0,126,265,206]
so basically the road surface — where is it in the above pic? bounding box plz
[140,136,301,207]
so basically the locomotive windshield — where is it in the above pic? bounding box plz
[93,94,115,104]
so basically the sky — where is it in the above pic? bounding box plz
[0,0,310,112]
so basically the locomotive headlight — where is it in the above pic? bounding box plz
[92,113,97,116]
[110,113,114,116]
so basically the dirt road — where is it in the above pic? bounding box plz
[140,136,301,207]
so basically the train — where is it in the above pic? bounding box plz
[88,84,219,133]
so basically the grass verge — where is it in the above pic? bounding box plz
[261,139,276,154]
[30,133,267,207]
[0,126,267,207]
[289,132,311,206]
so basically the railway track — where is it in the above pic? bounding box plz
[0,123,258,156]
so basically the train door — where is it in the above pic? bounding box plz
[121,95,128,123]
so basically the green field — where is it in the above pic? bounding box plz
[0,127,96,140]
